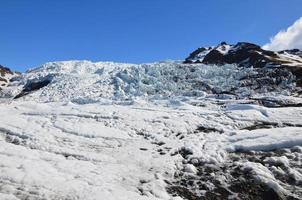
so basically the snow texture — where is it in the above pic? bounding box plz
[0,60,301,199]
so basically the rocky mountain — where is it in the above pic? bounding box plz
[0,64,14,89]
[184,42,302,86]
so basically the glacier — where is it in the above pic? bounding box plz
[0,60,301,199]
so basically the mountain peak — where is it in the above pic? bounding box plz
[184,42,302,86]
[185,42,302,65]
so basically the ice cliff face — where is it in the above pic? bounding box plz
[0,60,299,104]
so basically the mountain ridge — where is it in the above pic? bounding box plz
[184,42,302,86]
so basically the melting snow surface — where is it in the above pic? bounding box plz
[0,61,301,199]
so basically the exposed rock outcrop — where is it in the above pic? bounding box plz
[0,65,14,89]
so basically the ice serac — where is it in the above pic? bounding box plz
[184,42,302,86]
[0,58,299,103]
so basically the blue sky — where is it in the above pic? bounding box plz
[1,0,302,72]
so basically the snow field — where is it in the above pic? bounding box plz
[0,61,301,199]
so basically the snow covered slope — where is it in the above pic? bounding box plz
[0,58,302,199]
[0,60,299,103]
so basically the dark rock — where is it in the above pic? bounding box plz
[252,96,302,108]
[184,47,211,64]
[14,76,53,99]
[202,50,225,65]
[0,77,7,83]
[195,126,223,134]
[0,64,14,89]
[279,49,302,58]
[224,43,279,68]
[23,79,52,92]
[0,65,13,76]
[171,147,193,158]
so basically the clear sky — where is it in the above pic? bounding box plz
[1,0,302,71]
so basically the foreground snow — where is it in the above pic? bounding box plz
[0,98,301,199]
